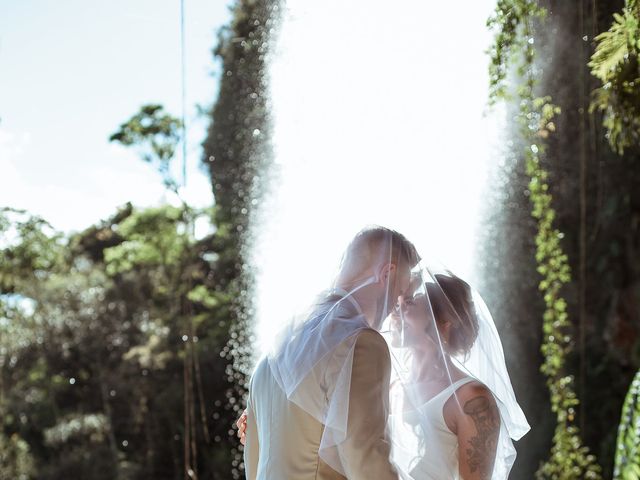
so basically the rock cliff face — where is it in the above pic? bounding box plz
[480,1,640,477]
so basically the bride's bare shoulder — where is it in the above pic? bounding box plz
[443,380,499,433]
[457,380,494,402]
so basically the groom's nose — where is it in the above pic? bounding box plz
[395,295,406,313]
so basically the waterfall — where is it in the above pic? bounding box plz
[252,0,501,354]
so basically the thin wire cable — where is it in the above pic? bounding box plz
[180,0,188,188]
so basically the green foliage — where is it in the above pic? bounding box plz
[486,0,546,104]
[0,91,240,479]
[109,104,182,191]
[589,0,640,154]
[43,413,108,447]
[614,370,640,480]
[103,205,190,276]
[0,2,280,478]
[487,1,602,478]
[0,204,236,479]
[0,208,64,293]
[0,432,35,480]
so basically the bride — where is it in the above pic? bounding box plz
[386,267,529,479]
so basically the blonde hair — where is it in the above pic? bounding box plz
[339,226,419,282]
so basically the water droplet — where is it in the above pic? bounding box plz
[252,129,261,137]
[122,440,128,447]
[182,335,188,342]
[69,377,76,385]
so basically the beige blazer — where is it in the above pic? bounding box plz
[244,329,398,480]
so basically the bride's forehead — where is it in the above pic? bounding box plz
[414,290,441,309]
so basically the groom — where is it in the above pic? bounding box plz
[240,226,419,479]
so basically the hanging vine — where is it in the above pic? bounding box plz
[487,1,602,478]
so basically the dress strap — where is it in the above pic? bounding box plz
[440,376,476,400]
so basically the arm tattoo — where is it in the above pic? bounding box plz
[462,396,500,479]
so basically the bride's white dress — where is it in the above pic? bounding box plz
[392,377,475,480]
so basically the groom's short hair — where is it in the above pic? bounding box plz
[340,226,419,279]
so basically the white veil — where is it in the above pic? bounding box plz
[384,263,529,479]
[264,226,420,476]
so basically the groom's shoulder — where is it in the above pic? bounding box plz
[353,328,390,358]
[354,327,385,343]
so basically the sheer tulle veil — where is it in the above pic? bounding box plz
[383,262,530,479]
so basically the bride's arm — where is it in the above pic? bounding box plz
[447,383,500,480]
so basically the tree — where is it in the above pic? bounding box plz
[110,104,183,193]
[201,0,280,474]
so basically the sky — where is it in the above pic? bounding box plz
[0,0,232,233]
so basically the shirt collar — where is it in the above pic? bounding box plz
[330,286,365,317]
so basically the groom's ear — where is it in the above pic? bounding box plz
[379,263,397,281]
